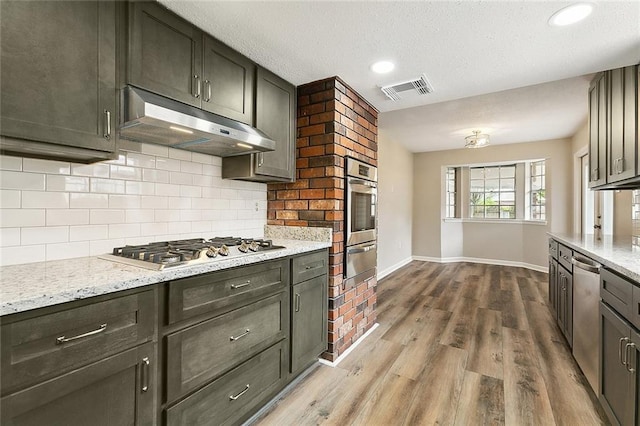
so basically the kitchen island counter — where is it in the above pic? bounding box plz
[549,233,640,282]
[0,239,330,316]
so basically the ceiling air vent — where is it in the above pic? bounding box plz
[380,74,434,101]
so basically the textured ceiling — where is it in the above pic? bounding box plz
[159,0,640,151]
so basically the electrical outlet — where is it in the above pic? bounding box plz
[255,202,259,211]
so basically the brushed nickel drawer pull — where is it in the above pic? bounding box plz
[231,280,251,289]
[230,329,250,341]
[305,265,313,270]
[295,293,301,312]
[56,323,107,344]
[141,357,150,392]
[104,110,111,139]
[229,384,250,400]
[204,79,212,102]
[626,343,636,373]
[193,75,201,98]
[620,337,630,365]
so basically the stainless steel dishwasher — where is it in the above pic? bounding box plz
[572,254,601,395]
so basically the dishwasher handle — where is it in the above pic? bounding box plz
[571,256,601,274]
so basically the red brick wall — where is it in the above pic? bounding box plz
[267,76,378,361]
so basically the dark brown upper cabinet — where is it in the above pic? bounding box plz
[128,2,254,125]
[0,1,118,163]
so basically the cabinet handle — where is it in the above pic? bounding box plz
[204,80,212,102]
[616,158,624,174]
[141,357,150,392]
[620,337,630,365]
[626,342,636,373]
[103,110,111,140]
[231,280,251,289]
[258,152,264,168]
[193,75,201,98]
[56,323,107,344]
[591,168,599,181]
[295,293,301,312]
[230,328,250,341]
[229,384,250,401]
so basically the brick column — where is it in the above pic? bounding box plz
[267,77,378,361]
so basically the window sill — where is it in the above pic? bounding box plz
[443,218,548,226]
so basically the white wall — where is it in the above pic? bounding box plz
[413,138,573,270]
[377,130,413,278]
[0,142,267,266]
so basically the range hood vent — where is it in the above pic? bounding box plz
[380,74,434,101]
[120,86,275,157]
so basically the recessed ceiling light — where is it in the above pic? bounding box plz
[548,3,594,26]
[371,61,395,74]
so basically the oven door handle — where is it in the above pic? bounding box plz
[347,243,376,254]
[349,178,377,188]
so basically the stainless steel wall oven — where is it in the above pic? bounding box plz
[344,157,377,284]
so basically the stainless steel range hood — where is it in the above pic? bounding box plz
[119,86,275,157]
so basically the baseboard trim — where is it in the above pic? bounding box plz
[412,256,547,273]
[377,257,413,281]
[318,322,380,368]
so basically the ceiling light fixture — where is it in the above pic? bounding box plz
[548,3,594,26]
[371,60,395,74]
[465,130,490,149]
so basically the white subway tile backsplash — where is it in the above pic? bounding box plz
[71,163,110,178]
[109,194,141,209]
[23,158,70,175]
[91,178,126,194]
[125,181,155,195]
[126,209,155,223]
[169,147,192,161]
[47,209,90,226]
[0,228,21,247]
[70,193,109,209]
[0,171,45,190]
[126,153,156,168]
[46,241,90,261]
[47,175,90,192]
[110,165,142,181]
[90,209,125,225]
[1,245,46,266]
[142,168,169,183]
[0,142,267,265]
[22,191,70,208]
[0,156,22,171]
[109,223,141,239]
[1,209,45,228]
[22,226,69,245]
[1,190,21,208]
[69,225,108,242]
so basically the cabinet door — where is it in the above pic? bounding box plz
[254,67,296,180]
[565,270,573,347]
[589,73,607,187]
[609,66,638,183]
[548,257,558,315]
[201,36,254,124]
[129,2,202,107]
[291,275,328,375]
[600,302,634,426]
[1,342,155,426]
[557,268,566,334]
[0,1,116,156]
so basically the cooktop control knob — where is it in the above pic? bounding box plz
[206,246,219,258]
[238,241,249,253]
[219,244,230,256]
[249,241,259,252]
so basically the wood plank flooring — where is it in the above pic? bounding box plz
[253,261,609,426]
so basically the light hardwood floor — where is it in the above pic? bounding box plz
[254,261,609,425]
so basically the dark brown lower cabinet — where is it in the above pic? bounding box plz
[1,342,156,426]
[291,274,328,375]
[166,340,287,426]
[600,301,640,425]
[549,256,559,315]
[557,264,573,347]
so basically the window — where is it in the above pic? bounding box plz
[445,167,457,218]
[469,165,516,219]
[530,160,546,220]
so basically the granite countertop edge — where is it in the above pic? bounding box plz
[0,239,331,316]
[548,233,640,283]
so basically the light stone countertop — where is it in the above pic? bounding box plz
[0,239,330,316]
[549,233,640,282]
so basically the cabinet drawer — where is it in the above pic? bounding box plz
[165,291,289,403]
[292,250,328,284]
[166,340,287,426]
[601,268,634,320]
[1,290,155,394]
[549,239,558,260]
[167,259,289,324]
[558,244,573,272]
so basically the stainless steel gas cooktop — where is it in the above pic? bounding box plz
[99,237,285,270]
